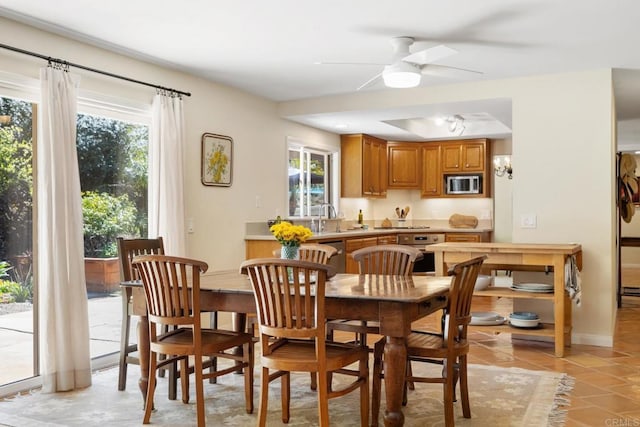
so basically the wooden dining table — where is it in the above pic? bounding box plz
[125,270,451,427]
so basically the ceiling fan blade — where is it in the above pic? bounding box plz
[357,71,383,91]
[402,45,458,65]
[420,63,483,78]
[314,61,388,66]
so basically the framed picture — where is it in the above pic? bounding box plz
[201,133,232,186]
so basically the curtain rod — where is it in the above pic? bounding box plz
[0,42,191,97]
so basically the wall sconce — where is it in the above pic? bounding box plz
[494,155,513,179]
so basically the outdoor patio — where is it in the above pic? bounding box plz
[0,292,126,386]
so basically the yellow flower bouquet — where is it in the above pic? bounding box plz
[270,221,313,247]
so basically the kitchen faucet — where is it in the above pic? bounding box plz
[318,202,339,233]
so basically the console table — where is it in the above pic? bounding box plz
[430,242,582,357]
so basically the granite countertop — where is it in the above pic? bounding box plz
[245,226,493,241]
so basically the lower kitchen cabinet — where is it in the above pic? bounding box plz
[377,234,397,245]
[445,232,491,242]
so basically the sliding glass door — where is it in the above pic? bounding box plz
[0,96,36,386]
[0,92,150,392]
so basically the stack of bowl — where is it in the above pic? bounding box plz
[469,311,505,326]
[508,311,540,328]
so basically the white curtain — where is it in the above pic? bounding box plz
[149,92,186,256]
[38,66,91,392]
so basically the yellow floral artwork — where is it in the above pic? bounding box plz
[201,133,232,186]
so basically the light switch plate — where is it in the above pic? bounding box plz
[520,214,537,229]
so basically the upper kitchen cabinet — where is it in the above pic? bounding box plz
[420,143,442,197]
[387,142,420,189]
[341,134,387,198]
[441,139,487,173]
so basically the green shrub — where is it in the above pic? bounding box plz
[82,191,138,257]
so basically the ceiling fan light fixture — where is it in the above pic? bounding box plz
[382,63,421,88]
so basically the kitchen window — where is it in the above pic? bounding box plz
[287,144,331,217]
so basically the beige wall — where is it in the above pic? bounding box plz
[280,70,617,346]
[0,17,339,272]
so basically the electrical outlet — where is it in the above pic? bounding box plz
[520,214,537,229]
[187,218,194,233]
[255,195,261,208]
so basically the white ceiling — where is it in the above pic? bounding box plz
[1,0,640,144]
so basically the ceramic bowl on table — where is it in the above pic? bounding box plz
[474,275,492,291]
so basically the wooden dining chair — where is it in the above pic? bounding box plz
[133,255,254,427]
[370,255,487,427]
[117,236,164,392]
[326,244,423,348]
[264,242,339,390]
[240,258,369,427]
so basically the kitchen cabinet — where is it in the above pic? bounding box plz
[420,144,441,197]
[387,142,420,189]
[341,134,387,198]
[445,232,491,243]
[377,234,397,245]
[345,236,378,273]
[245,240,281,259]
[441,139,486,173]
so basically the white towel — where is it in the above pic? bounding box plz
[564,255,582,306]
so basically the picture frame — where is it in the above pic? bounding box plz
[201,133,232,186]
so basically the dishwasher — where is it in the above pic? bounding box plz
[320,240,345,274]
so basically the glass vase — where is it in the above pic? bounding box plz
[281,244,300,260]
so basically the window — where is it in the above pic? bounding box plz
[288,145,331,217]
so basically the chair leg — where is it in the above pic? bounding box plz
[209,312,218,384]
[406,359,415,390]
[316,369,330,427]
[143,352,157,424]
[282,372,291,423]
[258,367,270,427]
[310,372,318,391]
[243,342,254,414]
[459,355,471,419]
[168,359,178,400]
[118,289,133,391]
[359,356,370,427]
[180,357,189,404]
[443,358,456,427]
[371,339,384,427]
[194,356,206,427]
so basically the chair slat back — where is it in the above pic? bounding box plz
[132,255,208,333]
[352,244,423,276]
[445,255,487,346]
[241,259,330,351]
[298,243,338,264]
[118,237,165,282]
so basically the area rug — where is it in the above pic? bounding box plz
[0,361,573,427]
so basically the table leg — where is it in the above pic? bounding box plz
[553,257,566,357]
[137,313,150,403]
[383,336,407,427]
[232,312,247,373]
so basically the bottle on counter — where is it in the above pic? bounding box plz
[357,209,363,225]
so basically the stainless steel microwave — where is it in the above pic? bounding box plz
[445,175,481,194]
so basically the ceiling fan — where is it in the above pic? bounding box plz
[319,37,482,90]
